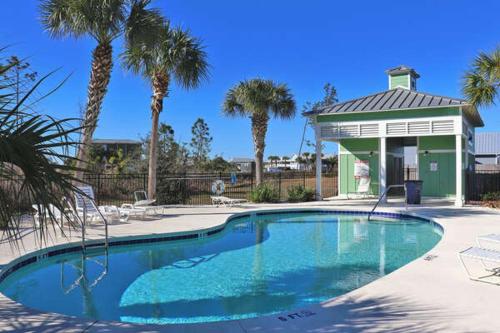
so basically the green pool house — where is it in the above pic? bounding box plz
[307,66,484,207]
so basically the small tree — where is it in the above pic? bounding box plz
[204,156,235,172]
[1,56,38,106]
[190,118,212,169]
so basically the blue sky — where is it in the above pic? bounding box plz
[1,0,499,159]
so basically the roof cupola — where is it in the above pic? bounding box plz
[386,65,420,91]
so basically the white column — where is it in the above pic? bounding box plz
[379,137,387,202]
[337,143,341,197]
[315,137,323,200]
[456,134,463,207]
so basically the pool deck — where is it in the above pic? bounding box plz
[1,199,499,332]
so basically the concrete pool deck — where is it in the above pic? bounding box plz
[0,199,499,332]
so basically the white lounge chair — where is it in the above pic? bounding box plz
[210,195,247,207]
[32,204,65,227]
[477,234,500,248]
[133,190,166,215]
[75,186,126,223]
[347,177,371,199]
[459,246,500,285]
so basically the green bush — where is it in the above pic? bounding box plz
[287,185,315,202]
[481,192,500,201]
[249,183,279,203]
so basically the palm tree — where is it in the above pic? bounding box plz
[268,155,279,168]
[223,79,296,185]
[123,22,209,199]
[40,0,163,180]
[462,47,500,107]
[281,156,290,169]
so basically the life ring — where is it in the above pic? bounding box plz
[211,180,225,195]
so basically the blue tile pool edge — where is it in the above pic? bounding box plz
[0,208,443,286]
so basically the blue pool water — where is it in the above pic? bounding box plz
[0,211,441,324]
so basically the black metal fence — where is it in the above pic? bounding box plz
[404,167,418,181]
[466,169,500,202]
[83,171,338,206]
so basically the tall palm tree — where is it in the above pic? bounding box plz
[223,79,296,185]
[40,0,163,180]
[123,22,209,199]
[462,47,500,107]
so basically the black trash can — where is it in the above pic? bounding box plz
[404,180,423,204]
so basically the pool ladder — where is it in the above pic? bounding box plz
[367,184,408,221]
[59,196,110,294]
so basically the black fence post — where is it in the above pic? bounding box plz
[183,172,188,205]
[96,173,101,205]
[278,172,282,200]
[251,171,254,191]
[143,173,147,191]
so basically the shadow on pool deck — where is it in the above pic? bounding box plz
[242,294,482,333]
[0,294,476,333]
[0,295,95,333]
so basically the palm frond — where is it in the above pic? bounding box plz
[122,23,209,88]
[125,0,164,49]
[40,0,126,42]
[462,47,500,107]
[0,55,85,244]
[222,78,296,119]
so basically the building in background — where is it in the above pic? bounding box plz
[475,132,500,170]
[305,65,483,206]
[91,139,142,157]
[230,157,255,173]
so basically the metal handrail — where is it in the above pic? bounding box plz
[65,195,109,254]
[367,184,407,221]
[59,194,110,295]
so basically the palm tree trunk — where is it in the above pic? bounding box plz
[75,42,113,181]
[251,113,269,185]
[147,73,169,199]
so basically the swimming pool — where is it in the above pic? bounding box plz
[0,210,442,324]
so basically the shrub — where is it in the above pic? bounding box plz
[481,192,500,201]
[249,183,279,203]
[157,178,190,204]
[287,185,315,202]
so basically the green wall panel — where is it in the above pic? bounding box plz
[418,153,456,197]
[340,138,379,152]
[390,74,409,89]
[419,135,455,150]
[317,107,460,123]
